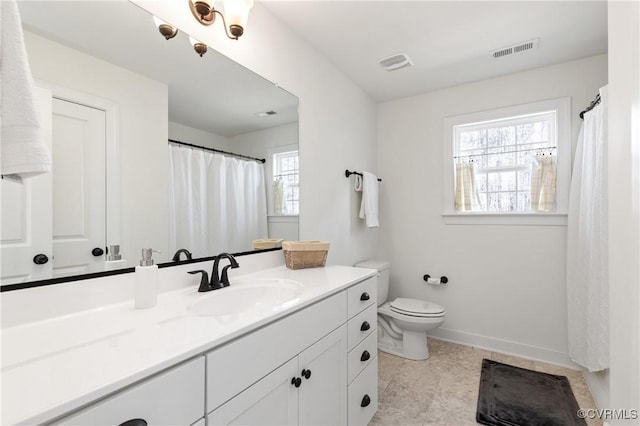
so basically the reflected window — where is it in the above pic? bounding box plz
[273,149,299,215]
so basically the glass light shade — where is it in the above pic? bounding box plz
[222,0,254,30]
[189,35,203,47]
[153,16,168,28]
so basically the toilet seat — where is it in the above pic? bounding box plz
[389,298,445,318]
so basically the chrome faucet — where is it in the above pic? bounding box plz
[188,252,239,292]
[172,248,193,262]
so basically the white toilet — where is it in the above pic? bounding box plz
[356,259,445,360]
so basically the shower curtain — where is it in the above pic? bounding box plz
[168,144,268,258]
[566,85,608,371]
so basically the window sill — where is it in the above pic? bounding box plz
[442,212,567,226]
[267,215,299,223]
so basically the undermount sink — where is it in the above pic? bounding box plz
[189,278,304,317]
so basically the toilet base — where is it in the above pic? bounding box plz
[378,325,431,360]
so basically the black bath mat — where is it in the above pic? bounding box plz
[476,359,586,426]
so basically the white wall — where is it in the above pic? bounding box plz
[607,1,640,421]
[169,121,231,150]
[377,54,608,367]
[24,31,169,266]
[133,1,379,266]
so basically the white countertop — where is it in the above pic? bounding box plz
[1,264,375,425]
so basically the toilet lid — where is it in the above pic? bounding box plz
[390,298,445,317]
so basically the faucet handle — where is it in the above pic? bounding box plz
[188,270,210,292]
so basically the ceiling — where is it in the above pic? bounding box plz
[262,1,608,102]
[18,1,298,137]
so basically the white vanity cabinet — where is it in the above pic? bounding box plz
[208,325,347,425]
[206,275,377,426]
[52,357,205,426]
[21,270,377,426]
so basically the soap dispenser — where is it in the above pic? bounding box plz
[135,248,159,309]
[104,245,126,271]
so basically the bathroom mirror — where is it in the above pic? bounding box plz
[1,1,299,287]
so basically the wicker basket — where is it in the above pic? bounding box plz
[282,240,330,269]
[252,238,284,250]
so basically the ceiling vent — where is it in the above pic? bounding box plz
[378,53,413,71]
[491,38,539,59]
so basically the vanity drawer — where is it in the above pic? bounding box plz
[348,331,377,384]
[347,303,377,351]
[53,357,205,425]
[347,276,377,319]
[206,291,346,412]
[347,357,378,426]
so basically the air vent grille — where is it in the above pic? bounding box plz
[491,38,539,59]
[378,53,414,71]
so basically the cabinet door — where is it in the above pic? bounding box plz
[298,325,347,425]
[208,357,298,425]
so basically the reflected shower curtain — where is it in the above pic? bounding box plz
[168,144,268,258]
[566,85,608,371]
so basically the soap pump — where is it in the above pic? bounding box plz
[135,248,160,309]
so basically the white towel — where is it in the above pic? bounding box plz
[354,171,379,228]
[1,0,51,179]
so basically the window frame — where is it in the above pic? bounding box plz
[268,144,299,217]
[442,97,571,225]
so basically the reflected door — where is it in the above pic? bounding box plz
[0,87,53,285]
[51,98,106,277]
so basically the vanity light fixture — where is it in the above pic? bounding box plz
[189,36,208,57]
[153,16,178,40]
[189,0,254,40]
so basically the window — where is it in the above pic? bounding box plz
[272,149,299,215]
[443,98,570,225]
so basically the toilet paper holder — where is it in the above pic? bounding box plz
[423,274,448,285]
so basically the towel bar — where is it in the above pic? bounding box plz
[345,169,382,182]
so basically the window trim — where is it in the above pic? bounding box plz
[442,97,571,225]
[268,144,299,217]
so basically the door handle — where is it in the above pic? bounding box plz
[92,247,105,256]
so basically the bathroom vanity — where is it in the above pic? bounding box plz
[0,260,378,425]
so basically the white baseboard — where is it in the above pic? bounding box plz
[583,369,610,410]
[428,327,581,369]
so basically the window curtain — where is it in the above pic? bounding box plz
[454,162,480,212]
[530,155,557,212]
[168,144,268,258]
[566,85,608,371]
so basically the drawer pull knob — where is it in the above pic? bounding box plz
[33,253,49,265]
[360,292,370,301]
[360,321,371,331]
[119,420,148,426]
[360,350,371,362]
[291,377,301,388]
[92,247,105,257]
[301,368,312,379]
[361,394,371,407]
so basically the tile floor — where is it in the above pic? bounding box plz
[370,339,601,426]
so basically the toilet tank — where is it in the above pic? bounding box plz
[355,259,390,306]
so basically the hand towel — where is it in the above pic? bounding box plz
[354,171,379,228]
[1,0,51,179]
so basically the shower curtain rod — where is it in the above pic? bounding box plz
[168,139,266,163]
[579,93,601,119]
